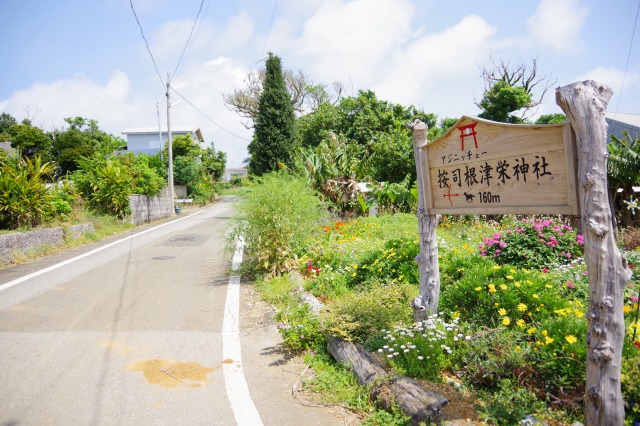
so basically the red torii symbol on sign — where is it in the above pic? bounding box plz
[458,123,478,151]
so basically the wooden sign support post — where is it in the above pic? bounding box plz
[409,120,440,321]
[557,80,632,426]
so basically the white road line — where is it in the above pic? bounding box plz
[222,237,263,426]
[0,210,202,293]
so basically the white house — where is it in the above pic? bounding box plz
[121,125,204,155]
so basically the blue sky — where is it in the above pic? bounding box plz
[1,0,639,167]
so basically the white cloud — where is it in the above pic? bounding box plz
[0,71,153,134]
[287,0,416,84]
[527,0,589,52]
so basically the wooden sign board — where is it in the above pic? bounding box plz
[416,116,579,215]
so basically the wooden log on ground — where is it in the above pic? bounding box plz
[327,336,448,425]
[290,274,449,424]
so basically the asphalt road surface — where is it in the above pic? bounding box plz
[0,197,348,426]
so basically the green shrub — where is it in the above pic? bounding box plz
[230,172,329,277]
[0,156,56,229]
[321,282,415,342]
[347,238,419,288]
[274,304,325,352]
[477,379,547,425]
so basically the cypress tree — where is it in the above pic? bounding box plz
[248,52,296,176]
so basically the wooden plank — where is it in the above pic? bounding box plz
[418,116,580,215]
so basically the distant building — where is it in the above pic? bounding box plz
[0,142,12,155]
[121,125,204,155]
[605,112,640,141]
[223,167,248,182]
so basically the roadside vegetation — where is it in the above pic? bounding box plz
[0,112,226,266]
[233,171,640,425]
[227,54,640,426]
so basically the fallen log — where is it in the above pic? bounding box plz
[291,275,449,425]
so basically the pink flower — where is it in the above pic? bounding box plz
[499,241,507,248]
[542,268,549,273]
[566,281,575,289]
[631,296,639,303]
[576,235,584,245]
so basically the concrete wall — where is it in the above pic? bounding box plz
[129,187,174,226]
[0,223,95,266]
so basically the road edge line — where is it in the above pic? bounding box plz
[222,237,263,426]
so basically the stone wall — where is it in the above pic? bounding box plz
[0,223,95,266]
[129,187,174,226]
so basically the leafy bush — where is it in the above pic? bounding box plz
[478,217,583,269]
[72,154,165,219]
[477,379,547,425]
[321,282,415,342]
[274,304,324,352]
[347,238,420,288]
[0,156,56,229]
[230,172,329,277]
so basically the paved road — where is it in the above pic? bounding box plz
[0,197,348,426]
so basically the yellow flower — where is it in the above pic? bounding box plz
[502,317,511,326]
[500,284,508,290]
[516,319,525,327]
[565,335,578,344]
[515,345,521,351]
[545,336,555,345]
[474,287,482,291]
[545,284,553,289]
[509,269,516,273]
[624,305,632,314]
[533,294,539,299]
[527,327,537,335]
[488,284,497,293]
[542,330,548,336]
[498,308,507,316]
[506,275,514,280]
[353,264,358,269]
[492,265,501,270]
[514,282,522,288]
[517,303,528,312]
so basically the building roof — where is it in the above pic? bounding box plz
[122,125,204,142]
[605,112,640,128]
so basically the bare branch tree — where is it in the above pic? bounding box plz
[479,56,557,121]
[223,68,344,129]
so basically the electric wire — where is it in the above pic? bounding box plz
[282,0,324,58]
[613,0,640,116]
[129,0,165,88]
[171,88,251,142]
[262,0,279,54]
[171,0,207,82]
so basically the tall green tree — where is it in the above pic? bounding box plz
[0,113,18,141]
[248,53,297,176]
[7,121,53,161]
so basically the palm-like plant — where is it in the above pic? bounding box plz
[607,130,640,228]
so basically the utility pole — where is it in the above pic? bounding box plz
[156,98,163,163]
[166,74,175,210]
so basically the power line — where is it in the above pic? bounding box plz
[129,0,165,88]
[171,0,207,82]
[613,0,640,115]
[283,0,324,58]
[170,88,251,142]
[262,0,279,54]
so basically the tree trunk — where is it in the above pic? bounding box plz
[556,80,633,426]
[327,337,448,425]
[409,120,440,321]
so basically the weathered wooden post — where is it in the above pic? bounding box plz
[556,80,633,425]
[409,120,440,321]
